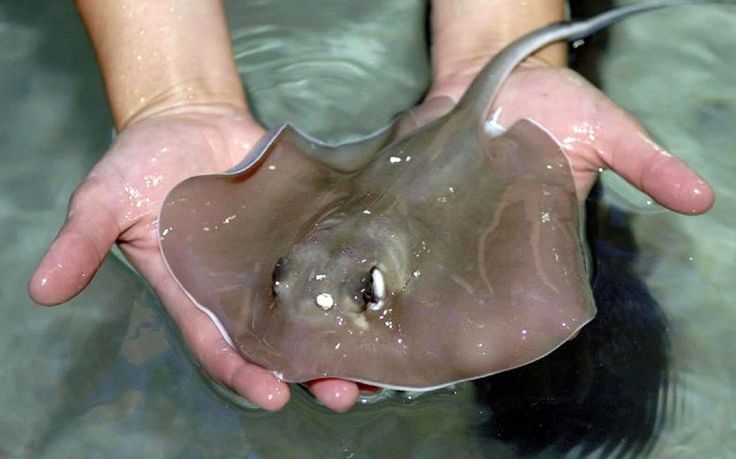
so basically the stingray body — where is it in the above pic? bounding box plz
[159,1,716,390]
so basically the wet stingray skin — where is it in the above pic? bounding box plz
[159,108,594,390]
[158,2,703,390]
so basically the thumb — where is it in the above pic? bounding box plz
[594,100,714,215]
[29,178,121,305]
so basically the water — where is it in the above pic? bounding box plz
[600,5,736,457]
[0,1,734,457]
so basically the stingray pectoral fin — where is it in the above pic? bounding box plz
[224,121,395,175]
[390,119,595,386]
[282,96,457,173]
[468,119,596,368]
[158,126,352,374]
[223,121,396,175]
[283,123,397,173]
[224,125,289,174]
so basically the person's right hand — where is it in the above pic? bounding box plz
[29,104,362,412]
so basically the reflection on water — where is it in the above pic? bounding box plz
[226,0,430,143]
[0,0,734,457]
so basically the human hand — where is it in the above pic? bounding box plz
[428,64,715,215]
[28,105,362,412]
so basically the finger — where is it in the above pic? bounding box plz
[203,344,290,412]
[29,178,120,305]
[595,101,715,215]
[305,378,360,413]
[154,274,290,411]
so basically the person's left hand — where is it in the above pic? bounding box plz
[428,64,715,215]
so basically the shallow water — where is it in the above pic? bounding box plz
[0,1,734,458]
[601,5,736,457]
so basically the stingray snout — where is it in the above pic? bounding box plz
[271,251,388,315]
[307,265,387,313]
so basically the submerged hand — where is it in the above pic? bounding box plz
[28,106,360,412]
[430,65,715,214]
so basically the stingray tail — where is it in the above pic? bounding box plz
[457,0,732,121]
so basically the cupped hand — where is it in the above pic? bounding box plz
[29,105,360,412]
[430,65,715,215]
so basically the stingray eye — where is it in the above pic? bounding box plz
[272,258,287,293]
[361,266,386,312]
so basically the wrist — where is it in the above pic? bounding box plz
[428,0,566,101]
[426,54,558,103]
[120,77,249,130]
[76,0,247,130]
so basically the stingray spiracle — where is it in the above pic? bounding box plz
[364,267,386,312]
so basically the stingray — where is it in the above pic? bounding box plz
[158,1,715,391]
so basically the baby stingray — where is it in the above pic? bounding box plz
[159,1,711,391]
